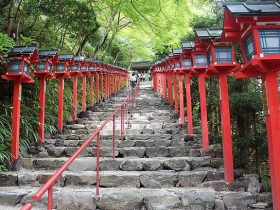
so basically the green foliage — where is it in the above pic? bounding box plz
[0,32,14,56]
[0,115,11,171]
[18,34,38,46]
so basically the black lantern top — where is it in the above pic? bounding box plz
[38,50,58,64]
[223,2,280,16]
[74,56,85,63]
[86,58,94,64]
[38,50,58,59]
[173,48,182,56]
[58,54,74,63]
[7,45,39,64]
[193,28,222,40]
[7,45,37,55]
[182,41,194,50]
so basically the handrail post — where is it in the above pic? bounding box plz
[121,105,124,139]
[132,89,135,107]
[96,131,100,196]
[126,102,129,128]
[48,185,53,210]
[127,95,130,113]
[112,114,116,158]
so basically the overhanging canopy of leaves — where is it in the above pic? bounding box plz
[0,0,215,66]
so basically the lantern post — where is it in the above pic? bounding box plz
[195,28,242,182]
[151,63,159,93]
[69,56,84,120]
[173,48,185,124]
[102,63,107,99]
[155,63,161,95]
[34,50,58,142]
[222,2,280,207]
[79,57,89,111]
[168,52,179,114]
[1,45,39,161]
[99,62,104,102]
[95,60,100,103]
[112,66,118,94]
[166,57,173,106]
[162,60,168,99]
[87,58,95,106]
[160,62,166,98]
[54,54,74,131]
[181,41,195,133]
[191,35,210,150]
[104,63,110,98]
[150,65,156,91]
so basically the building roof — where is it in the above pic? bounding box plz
[223,2,280,16]
[131,61,152,70]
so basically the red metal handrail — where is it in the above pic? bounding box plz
[20,82,140,210]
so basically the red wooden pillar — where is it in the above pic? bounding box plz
[173,74,179,114]
[11,81,22,161]
[168,73,173,105]
[198,73,209,150]
[95,74,99,103]
[104,74,107,99]
[161,73,164,96]
[38,78,46,141]
[162,73,167,99]
[108,74,111,97]
[261,71,280,208]
[100,74,104,100]
[185,74,193,134]
[178,74,185,124]
[72,75,78,120]
[219,73,234,182]
[116,74,120,92]
[153,73,157,92]
[158,73,161,94]
[156,73,160,93]
[90,74,94,106]
[104,74,106,97]
[155,73,158,91]
[57,77,64,131]
[82,74,87,111]
[158,73,161,93]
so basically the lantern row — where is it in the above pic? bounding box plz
[151,2,280,209]
[1,45,129,163]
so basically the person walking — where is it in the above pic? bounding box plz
[130,72,137,89]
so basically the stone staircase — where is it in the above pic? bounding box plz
[0,81,272,209]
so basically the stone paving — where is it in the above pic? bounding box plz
[0,81,273,209]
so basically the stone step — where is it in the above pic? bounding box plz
[28,145,199,158]
[20,156,220,171]
[44,138,193,148]
[1,168,227,188]
[0,185,268,210]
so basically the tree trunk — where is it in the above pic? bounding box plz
[92,9,118,58]
[6,0,15,36]
[76,24,100,56]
